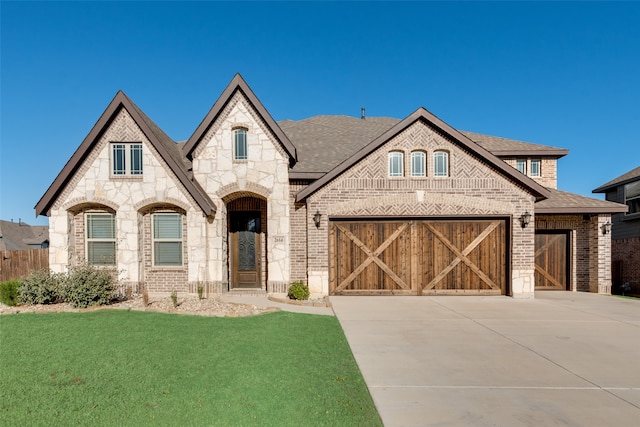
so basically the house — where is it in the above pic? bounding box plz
[593,166,640,294]
[0,219,49,251]
[35,74,627,298]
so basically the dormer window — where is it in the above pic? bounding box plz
[112,143,143,176]
[516,159,527,175]
[234,128,248,160]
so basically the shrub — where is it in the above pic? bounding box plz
[287,281,310,301]
[61,263,116,308]
[0,280,21,306]
[197,285,204,300]
[19,270,65,305]
[171,290,178,308]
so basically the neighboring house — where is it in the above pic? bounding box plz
[35,74,627,298]
[593,166,640,294]
[0,219,49,251]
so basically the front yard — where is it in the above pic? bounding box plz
[0,310,381,426]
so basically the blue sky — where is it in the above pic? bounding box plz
[1,1,639,226]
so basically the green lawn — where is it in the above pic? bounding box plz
[0,310,381,426]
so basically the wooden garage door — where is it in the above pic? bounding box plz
[535,232,569,291]
[330,219,507,295]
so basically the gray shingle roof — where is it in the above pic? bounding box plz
[280,116,569,174]
[535,188,628,214]
[279,116,400,173]
[593,166,640,193]
[460,131,569,157]
[0,220,49,251]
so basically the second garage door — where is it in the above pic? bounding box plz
[330,218,508,295]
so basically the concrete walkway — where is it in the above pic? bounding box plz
[331,292,640,427]
[220,294,334,316]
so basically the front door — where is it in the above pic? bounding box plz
[230,211,261,289]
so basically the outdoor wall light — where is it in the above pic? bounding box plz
[520,211,532,228]
[601,222,612,235]
[313,211,322,228]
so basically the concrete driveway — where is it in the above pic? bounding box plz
[331,292,640,427]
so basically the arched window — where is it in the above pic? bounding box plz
[411,151,426,177]
[433,151,449,177]
[388,151,404,177]
[234,128,248,160]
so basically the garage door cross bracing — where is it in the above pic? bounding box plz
[330,219,508,295]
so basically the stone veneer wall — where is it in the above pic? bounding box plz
[305,121,536,297]
[589,214,612,294]
[612,237,640,293]
[535,215,590,292]
[502,158,557,189]
[190,92,291,292]
[48,108,207,294]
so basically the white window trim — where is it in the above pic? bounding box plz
[85,212,116,266]
[411,151,426,177]
[233,128,248,161]
[388,151,404,177]
[433,151,449,177]
[530,159,541,177]
[152,213,184,267]
[515,159,527,175]
[110,142,143,177]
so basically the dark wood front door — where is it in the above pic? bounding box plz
[535,232,569,290]
[230,211,261,289]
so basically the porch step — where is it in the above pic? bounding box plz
[226,289,267,297]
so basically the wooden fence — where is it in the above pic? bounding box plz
[0,249,49,282]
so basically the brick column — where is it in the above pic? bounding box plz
[589,214,612,294]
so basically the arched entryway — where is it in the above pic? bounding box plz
[226,195,267,290]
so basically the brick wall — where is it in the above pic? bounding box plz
[612,237,640,293]
[141,207,188,293]
[535,215,590,292]
[502,157,557,189]
[305,120,536,296]
[289,181,309,282]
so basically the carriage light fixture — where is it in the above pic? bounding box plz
[520,211,532,228]
[601,222,612,235]
[313,211,322,228]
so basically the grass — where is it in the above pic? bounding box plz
[0,310,381,426]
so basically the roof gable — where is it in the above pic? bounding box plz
[35,91,216,217]
[182,74,297,166]
[295,107,551,202]
[593,166,640,193]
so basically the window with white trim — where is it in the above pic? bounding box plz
[530,159,541,177]
[86,213,116,266]
[152,213,183,266]
[516,159,527,175]
[388,151,404,177]
[112,143,143,176]
[625,180,640,215]
[411,151,426,177]
[433,151,449,177]
[234,128,248,160]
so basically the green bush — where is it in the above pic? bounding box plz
[19,270,65,305]
[287,281,310,300]
[0,280,21,306]
[61,263,116,308]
